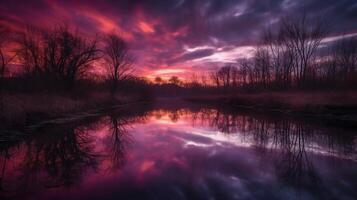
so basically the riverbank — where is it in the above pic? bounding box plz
[0,91,149,126]
[2,90,357,129]
[186,90,357,123]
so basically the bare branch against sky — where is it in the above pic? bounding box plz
[0,0,356,80]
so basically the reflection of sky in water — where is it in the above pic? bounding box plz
[1,109,357,200]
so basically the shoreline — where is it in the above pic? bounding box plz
[2,91,357,131]
[185,91,357,125]
[0,92,151,127]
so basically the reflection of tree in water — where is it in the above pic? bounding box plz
[251,118,270,149]
[0,129,26,195]
[148,109,356,165]
[149,109,188,123]
[192,109,356,197]
[213,110,237,134]
[103,108,149,171]
[0,148,9,193]
[0,107,148,197]
[106,112,136,170]
[325,128,356,156]
[169,111,179,123]
[196,109,355,155]
[18,124,99,189]
[190,109,242,134]
[168,109,188,123]
[0,121,100,198]
[273,122,322,196]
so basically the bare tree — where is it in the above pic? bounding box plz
[104,34,133,94]
[0,25,14,113]
[263,29,294,88]
[280,14,327,85]
[200,74,208,88]
[216,65,239,88]
[188,73,201,88]
[16,25,100,87]
[0,26,14,88]
[217,66,231,87]
[332,36,357,83]
[254,47,271,87]
[238,59,253,86]
[210,71,220,87]
[15,26,44,76]
[44,26,100,85]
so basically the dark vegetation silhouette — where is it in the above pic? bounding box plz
[183,106,354,199]
[104,33,133,95]
[0,24,152,125]
[0,26,13,90]
[148,107,356,199]
[0,11,355,200]
[148,15,356,97]
[14,25,100,88]
[122,14,357,110]
[0,14,356,96]
[192,15,356,90]
[0,24,146,95]
[0,104,149,199]
[0,13,356,125]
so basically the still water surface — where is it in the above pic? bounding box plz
[0,106,356,200]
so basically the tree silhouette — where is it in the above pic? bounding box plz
[279,14,326,85]
[169,76,181,86]
[0,26,14,88]
[15,25,100,87]
[104,34,133,95]
[154,76,162,85]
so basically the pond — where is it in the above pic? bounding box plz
[0,104,356,200]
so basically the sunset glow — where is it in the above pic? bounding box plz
[1,2,357,200]
[1,0,356,80]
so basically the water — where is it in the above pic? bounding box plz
[0,105,356,200]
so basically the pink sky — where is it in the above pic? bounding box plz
[1,0,356,81]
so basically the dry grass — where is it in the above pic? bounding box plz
[0,91,142,125]
[233,91,357,107]
[187,90,357,114]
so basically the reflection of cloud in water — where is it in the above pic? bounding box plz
[140,111,356,159]
[0,108,356,199]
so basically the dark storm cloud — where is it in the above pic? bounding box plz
[0,0,357,78]
[106,0,357,46]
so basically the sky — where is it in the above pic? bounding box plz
[1,0,357,80]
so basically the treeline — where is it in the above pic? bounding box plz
[0,24,135,95]
[197,15,357,90]
[1,14,357,96]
